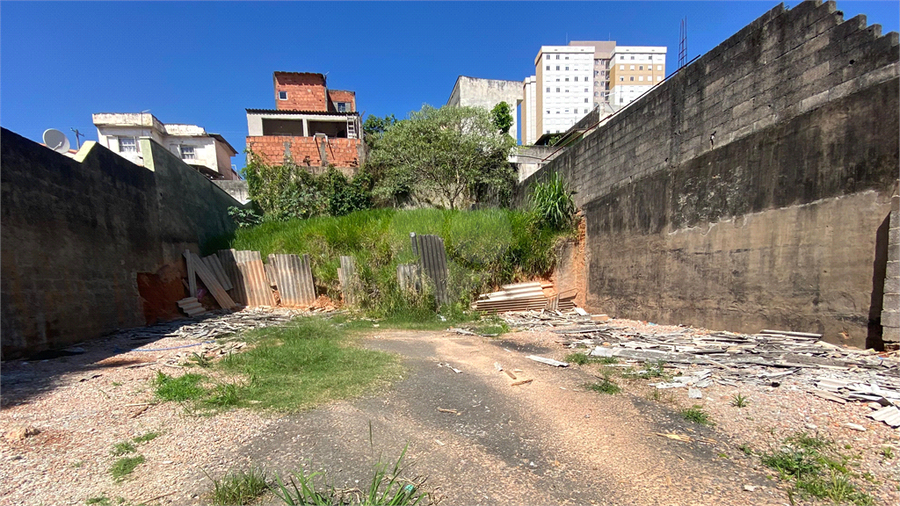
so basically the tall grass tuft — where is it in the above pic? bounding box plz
[528,172,576,232]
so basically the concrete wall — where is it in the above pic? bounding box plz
[520,0,899,347]
[213,180,251,205]
[1,128,239,358]
[882,186,900,346]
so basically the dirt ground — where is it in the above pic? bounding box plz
[1,320,898,505]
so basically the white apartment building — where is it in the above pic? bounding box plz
[533,45,595,140]
[93,112,240,180]
[568,41,616,106]
[608,46,667,107]
[521,76,537,145]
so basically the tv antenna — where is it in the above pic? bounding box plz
[70,128,85,149]
[42,129,70,153]
[678,17,688,69]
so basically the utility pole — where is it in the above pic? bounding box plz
[70,128,85,149]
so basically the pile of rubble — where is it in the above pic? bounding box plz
[502,310,900,429]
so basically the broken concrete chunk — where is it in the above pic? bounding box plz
[688,388,702,399]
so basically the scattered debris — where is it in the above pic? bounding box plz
[437,362,462,373]
[743,485,758,492]
[437,408,459,415]
[868,406,900,427]
[177,297,207,317]
[527,355,569,367]
[5,426,40,442]
[843,422,867,432]
[510,379,533,386]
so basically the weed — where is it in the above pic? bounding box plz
[86,496,111,506]
[739,444,753,456]
[646,388,676,404]
[717,452,729,459]
[220,318,403,411]
[529,172,576,231]
[110,455,145,481]
[730,393,749,408]
[680,405,713,426]
[625,360,668,380]
[153,372,206,402]
[110,441,136,456]
[881,446,894,460]
[207,467,269,506]
[760,432,874,505]
[586,378,621,395]
[271,445,429,506]
[111,382,123,387]
[206,383,240,408]
[566,353,618,366]
[71,460,85,468]
[131,432,160,444]
[187,352,212,368]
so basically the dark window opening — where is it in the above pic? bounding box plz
[262,119,304,136]
[308,121,347,138]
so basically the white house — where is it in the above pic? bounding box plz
[92,112,240,180]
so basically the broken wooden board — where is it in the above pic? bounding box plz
[269,253,317,307]
[189,252,238,310]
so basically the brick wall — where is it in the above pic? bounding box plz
[247,135,362,170]
[328,90,356,112]
[520,0,899,347]
[274,73,328,112]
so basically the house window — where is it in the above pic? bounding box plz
[119,136,137,153]
[180,145,195,160]
[278,91,288,100]
[337,102,349,113]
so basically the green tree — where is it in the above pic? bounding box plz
[369,105,516,210]
[491,101,513,135]
[362,114,398,149]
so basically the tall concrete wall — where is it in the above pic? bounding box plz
[1,128,239,358]
[521,0,899,347]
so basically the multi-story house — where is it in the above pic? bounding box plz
[245,72,364,173]
[609,46,667,106]
[93,113,240,180]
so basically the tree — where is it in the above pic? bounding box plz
[491,101,513,135]
[369,105,516,210]
[362,114,398,149]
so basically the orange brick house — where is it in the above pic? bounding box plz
[246,72,364,172]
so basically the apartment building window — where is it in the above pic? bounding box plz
[619,55,624,60]
[657,65,662,70]
[574,77,578,82]
[657,76,663,81]
[594,92,599,96]
[630,77,634,81]
[565,78,569,82]
[556,78,560,82]
[555,55,560,59]
[639,65,643,70]
[564,88,569,92]
[119,136,137,153]
[594,70,599,76]
[584,98,588,103]
[619,65,624,70]
[565,109,569,113]
[556,87,560,92]
[639,76,644,81]
[546,65,550,70]
[630,65,635,70]
[556,66,560,70]
[546,87,550,92]
[180,145,195,160]
[565,56,569,60]
[620,76,624,81]
[584,88,589,92]
[565,66,569,71]
[584,109,589,113]
[630,56,635,60]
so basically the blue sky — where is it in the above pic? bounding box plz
[2,1,897,154]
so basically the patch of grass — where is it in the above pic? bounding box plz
[739,444,753,456]
[111,382,123,387]
[881,446,894,460]
[71,460,85,468]
[207,467,269,506]
[271,445,429,506]
[153,372,206,402]
[187,352,213,368]
[730,393,749,408]
[760,432,874,505]
[585,377,621,395]
[646,388,676,404]
[86,496,112,506]
[565,353,618,366]
[132,432,160,444]
[206,383,240,408]
[680,405,713,426]
[624,360,668,380]
[110,455,145,482]
[220,317,403,411]
[110,441,136,456]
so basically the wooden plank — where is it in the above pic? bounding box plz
[189,252,237,309]
[183,250,197,297]
[203,254,233,291]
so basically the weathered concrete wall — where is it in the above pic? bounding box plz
[213,180,251,205]
[521,1,899,347]
[882,186,900,346]
[447,76,522,142]
[1,128,239,358]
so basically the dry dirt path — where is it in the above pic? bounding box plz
[217,330,784,506]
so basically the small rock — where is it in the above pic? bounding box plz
[804,423,818,430]
[688,388,702,399]
[844,422,866,432]
[743,485,758,492]
[5,426,40,442]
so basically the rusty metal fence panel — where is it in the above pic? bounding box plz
[269,253,316,307]
[217,249,274,307]
[338,256,358,306]
[397,263,421,293]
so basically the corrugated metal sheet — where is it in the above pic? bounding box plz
[201,254,233,291]
[338,256,357,306]
[411,233,449,305]
[217,249,274,307]
[269,253,317,307]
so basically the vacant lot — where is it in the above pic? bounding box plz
[1,312,897,505]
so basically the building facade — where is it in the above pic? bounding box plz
[568,40,617,106]
[608,46,667,106]
[446,76,522,140]
[521,76,537,145]
[532,45,596,139]
[245,72,364,172]
[92,113,240,180]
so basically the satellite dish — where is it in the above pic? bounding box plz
[43,129,71,153]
